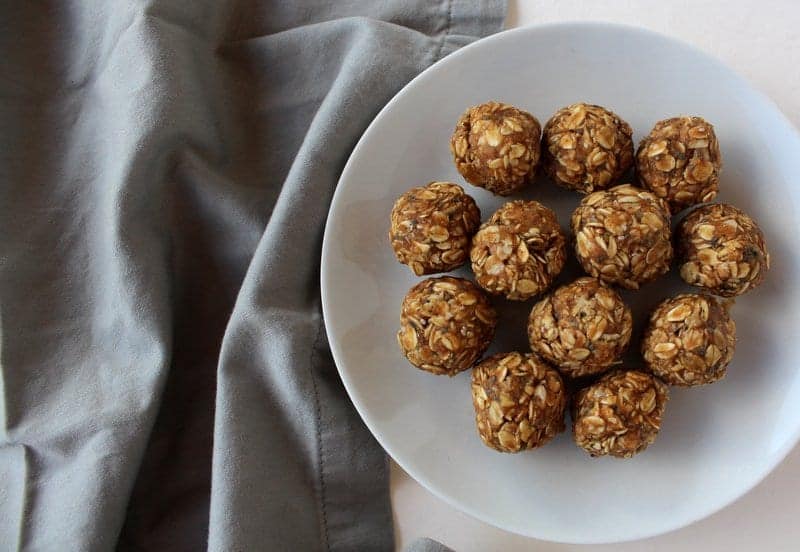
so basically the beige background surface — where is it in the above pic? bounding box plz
[392,1,800,550]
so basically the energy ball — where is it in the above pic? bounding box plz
[636,116,722,213]
[677,203,770,296]
[471,352,566,452]
[571,184,673,289]
[642,293,736,386]
[470,200,567,301]
[572,370,669,458]
[398,277,497,376]
[542,103,634,194]
[450,101,542,196]
[390,181,481,275]
[528,277,632,378]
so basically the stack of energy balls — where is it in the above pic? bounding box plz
[390,101,770,459]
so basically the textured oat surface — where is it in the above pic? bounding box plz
[542,103,634,194]
[571,184,673,289]
[572,370,669,458]
[528,277,632,378]
[636,116,721,213]
[398,277,497,376]
[642,293,736,386]
[471,352,566,452]
[471,200,567,300]
[450,101,541,195]
[677,203,770,297]
[390,181,480,275]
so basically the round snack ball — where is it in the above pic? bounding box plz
[677,203,770,296]
[642,293,736,386]
[528,277,632,378]
[636,116,722,213]
[471,352,566,452]
[450,101,542,196]
[572,370,669,458]
[389,181,481,275]
[398,277,497,376]
[542,103,634,194]
[470,200,567,301]
[571,184,673,289]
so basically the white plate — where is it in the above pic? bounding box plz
[320,23,800,544]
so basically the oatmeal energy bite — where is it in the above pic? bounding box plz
[450,101,542,196]
[471,352,566,452]
[471,200,567,301]
[677,203,770,297]
[636,116,721,213]
[398,277,497,376]
[542,103,634,194]
[642,293,736,386]
[528,277,632,378]
[390,181,480,275]
[572,370,668,458]
[571,184,673,289]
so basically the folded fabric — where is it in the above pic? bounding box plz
[0,1,506,550]
[406,537,456,552]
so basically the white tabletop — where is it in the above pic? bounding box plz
[391,1,800,550]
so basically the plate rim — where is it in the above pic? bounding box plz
[320,20,800,544]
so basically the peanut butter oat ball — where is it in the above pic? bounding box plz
[677,204,770,297]
[642,294,736,386]
[636,116,722,213]
[573,370,669,458]
[471,200,567,301]
[471,352,566,452]
[528,277,632,378]
[571,184,673,289]
[390,181,481,275]
[450,101,542,196]
[542,103,634,194]
[398,277,497,376]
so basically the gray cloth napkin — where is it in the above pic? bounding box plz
[0,1,506,551]
[406,538,457,552]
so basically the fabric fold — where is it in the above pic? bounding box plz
[0,2,506,551]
